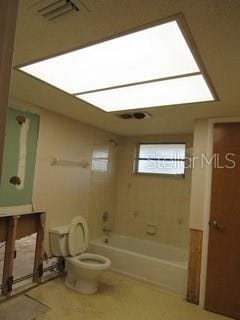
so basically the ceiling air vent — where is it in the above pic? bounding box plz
[32,0,90,20]
[117,112,152,120]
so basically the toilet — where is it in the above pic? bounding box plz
[49,216,111,294]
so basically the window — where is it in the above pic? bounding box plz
[91,149,109,172]
[18,16,216,112]
[136,143,186,175]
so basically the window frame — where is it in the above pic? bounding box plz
[134,142,186,176]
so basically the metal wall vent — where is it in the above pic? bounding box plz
[32,0,90,20]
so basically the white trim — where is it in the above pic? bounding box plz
[16,118,30,190]
[0,204,33,214]
[199,116,240,307]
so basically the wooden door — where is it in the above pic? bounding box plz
[205,123,240,319]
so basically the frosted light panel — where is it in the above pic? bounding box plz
[20,21,199,94]
[77,75,213,111]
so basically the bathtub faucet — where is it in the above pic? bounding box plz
[102,226,112,236]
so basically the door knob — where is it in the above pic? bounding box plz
[209,220,224,231]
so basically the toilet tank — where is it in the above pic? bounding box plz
[49,225,70,257]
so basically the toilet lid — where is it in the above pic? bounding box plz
[68,216,89,256]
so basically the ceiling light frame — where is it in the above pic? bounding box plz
[16,13,218,112]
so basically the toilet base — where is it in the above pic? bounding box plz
[65,276,98,294]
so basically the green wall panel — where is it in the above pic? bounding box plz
[0,107,39,206]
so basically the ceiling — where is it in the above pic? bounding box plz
[10,0,240,136]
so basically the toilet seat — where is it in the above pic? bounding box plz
[66,253,111,270]
[68,216,89,256]
[67,216,111,270]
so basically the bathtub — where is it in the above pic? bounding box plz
[89,234,188,295]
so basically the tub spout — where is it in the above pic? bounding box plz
[103,226,112,236]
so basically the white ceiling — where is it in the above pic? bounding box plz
[10,0,240,136]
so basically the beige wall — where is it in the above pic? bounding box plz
[190,119,212,307]
[114,134,193,249]
[189,119,211,230]
[32,108,118,252]
[16,103,194,253]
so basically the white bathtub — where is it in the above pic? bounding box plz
[89,234,188,295]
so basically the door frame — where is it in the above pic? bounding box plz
[199,117,240,308]
[0,0,19,179]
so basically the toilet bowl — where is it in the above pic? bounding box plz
[65,253,111,294]
[49,216,111,294]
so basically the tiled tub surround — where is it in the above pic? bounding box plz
[88,131,118,240]
[114,135,192,249]
[89,234,188,295]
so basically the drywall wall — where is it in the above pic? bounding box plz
[189,119,211,230]
[0,107,39,206]
[114,134,192,248]
[33,109,93,226]
[30,108,118,252]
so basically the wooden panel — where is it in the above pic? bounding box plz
[1,216,18,296]
[16,214,38,239]
[33,213,46,282]
[187,229,203,304]
[0,212,44,242]
[0,212,46,296]
[0,1,18,178]
[0,217,8,241]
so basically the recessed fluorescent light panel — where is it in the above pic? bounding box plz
[19,17,216,112]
